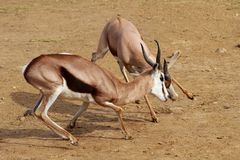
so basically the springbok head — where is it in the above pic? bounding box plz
[140,40,180,101]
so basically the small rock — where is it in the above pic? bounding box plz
[114,149,120,152]
[235,44,240,48]
[213,101,218,105]
[215,48,227,54]
[217,136,224,139]
[135,100,141,104]
[13,86,17,89]
[205,68,211,72]
[223,105,230,109]
[158,142,163,145]
[19,116,25,121]
[201,68,211,72]
[165,152,171,155]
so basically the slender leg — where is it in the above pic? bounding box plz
[35,88,78,145]
[144,95,158,123]
[117,61,142,104]
[172,78,194,100]
[24,94,44,117]
[103,102,132,140]
[117,61,130,82]
[91,48,109,62]
[67,102,89,129]
[91,23,109,63]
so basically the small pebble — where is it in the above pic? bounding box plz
[235,44,240,48]
[223,105,230,109]
[143,150,147,153]
[217,136,224,139]
[19,116,25,121]
[158,142,163,145]
[215,48,227,54]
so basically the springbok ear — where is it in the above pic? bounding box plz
[165,51,181,69]
[163,59,169,75]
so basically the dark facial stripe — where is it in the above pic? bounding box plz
[60,67,94,93]
[162,83,168,100]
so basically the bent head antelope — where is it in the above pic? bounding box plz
[22,43,170,145]
[91,16,194,122]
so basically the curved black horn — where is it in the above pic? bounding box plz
[140,43,155,67]
[154,40,162,70]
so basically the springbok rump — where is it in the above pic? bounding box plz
[22,43,173,145]
[91,16,194,122]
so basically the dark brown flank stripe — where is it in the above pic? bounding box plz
[60,67,94,93]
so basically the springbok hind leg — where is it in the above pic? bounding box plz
[91,47,109,62]
[117,61,130,83]
[35,88,78,145]
[66,102,89,129]
[172,78,194,100]
[91,23,109,62]
[24,94,43,117]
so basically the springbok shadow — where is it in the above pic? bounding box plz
[0,122,118,140]
[7,91,147,140]
[10,91,148,123]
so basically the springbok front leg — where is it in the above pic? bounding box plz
[34,88,78,145]
[144,95,158,123]
[117,62,157,120]
[103,102,132,140]
[117,60,143,105]
[172,78,194,100]
[117,61,130,83]
[67,102,89,129]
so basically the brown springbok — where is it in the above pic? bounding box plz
[91,16,193,122]
[22,43,172,145]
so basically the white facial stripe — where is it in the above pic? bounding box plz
[150,72,169,101]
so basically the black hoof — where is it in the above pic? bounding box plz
[135,100,141,104]
[23,110,34,117]
[151,117,159,123]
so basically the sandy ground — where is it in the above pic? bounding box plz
[0,0,240,159]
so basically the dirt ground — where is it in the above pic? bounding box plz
[0,0,240,159]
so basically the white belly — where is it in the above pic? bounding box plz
[61,79,96,103]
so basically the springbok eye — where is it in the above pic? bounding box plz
[160,75,164,81]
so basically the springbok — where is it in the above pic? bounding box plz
[22,43,172,145]
[91,16,193,122]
